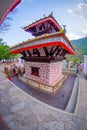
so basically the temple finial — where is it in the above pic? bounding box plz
[43,14,46,17]
[49,11,53,16]
[62,25,67,34]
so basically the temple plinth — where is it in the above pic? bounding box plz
[10,14,75,94]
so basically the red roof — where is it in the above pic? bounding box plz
[24,15,62,30]
[10,32,75,55]
[23,15,62,36]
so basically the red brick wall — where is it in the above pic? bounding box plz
[24,61,62,86]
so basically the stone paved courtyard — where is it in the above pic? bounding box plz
[12,75,75,110]
[0,64,87,130]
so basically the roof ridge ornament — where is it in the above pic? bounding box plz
[49,11,53,17]
[62,25,67,34]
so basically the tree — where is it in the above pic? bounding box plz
[0,38,6,45]
[66,47,84,64]
[0,9,17,33]
[0,44,9,60]
[0,16,11,33]
[0,38,18,61]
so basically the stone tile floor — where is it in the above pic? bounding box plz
[0,116,10,130]
[0,64,87,130]
[12,75,75,110]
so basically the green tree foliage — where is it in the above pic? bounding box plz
[66,37,87,63]
[71,37,87,55]
[0,38,6,45]
[0,38,17,60]
[66,47,83,63]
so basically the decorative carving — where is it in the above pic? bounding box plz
[23,56,64,62]
[20,46,66,62]
[31,21,58,36]
[27,50,32,56]
[33,49,40,57]
[43,46,62,57]
[20,51,26,56]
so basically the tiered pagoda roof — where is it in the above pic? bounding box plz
[23,14,62,37]
[10,14,75,62]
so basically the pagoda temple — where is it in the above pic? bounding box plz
[10,14,75,94]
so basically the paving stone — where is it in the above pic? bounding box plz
[19,124,39,130]
[1,98,12,110]
[9,87,18,93]
[3,114,13,124]
[78,101,87,109]
[17,93,29,102]
[11,102,25,112]
[86,115,87,120]
[0,87,9,95]
[39,121,64,130]
[0,122,10,130]
[0,80,9,85]
[32,104,50,115]
[9,92,28,104]
[36,114,56,123]
[13,112,25,124]
[51,111,72,121]
[0,103,10,116]
[27,124,39,130]
[76,108,86,119]
[80,94,87,101]
[65,121,77,130]
[10,96,22,104]
[78,122,87,130]
[8,90,21,97]
[0,85,6,89]
[7,121,20,130]
[19,126,29,130]
[24,99,37,110]
[22,115,38,126]
[16,109,35,118]
[9,88,28,103]
[73,115,86,126]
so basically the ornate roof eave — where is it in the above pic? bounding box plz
[10,32,75,54]
[23,14,62,32]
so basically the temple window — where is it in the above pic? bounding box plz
[31,67,40,76]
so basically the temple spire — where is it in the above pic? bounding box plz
[62,25,67,34]
[49,11,53,16]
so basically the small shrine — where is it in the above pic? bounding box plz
[10,14,75,94]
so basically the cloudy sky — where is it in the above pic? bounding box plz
[0,0,87,46]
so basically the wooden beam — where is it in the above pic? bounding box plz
[22,56,64,62]
[33,48,41,57]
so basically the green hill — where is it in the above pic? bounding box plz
[66,37,87,63]
[71,37,87,55]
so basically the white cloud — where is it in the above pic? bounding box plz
[67,29,87,40]
[82,29,87,34]
[67,3,87,20]
[67,32,82,40]
[67,9,73,14]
